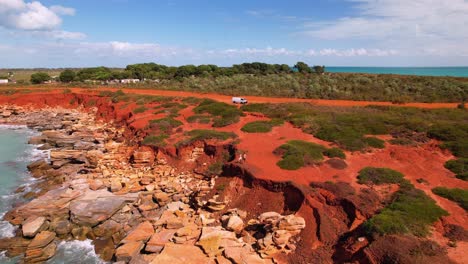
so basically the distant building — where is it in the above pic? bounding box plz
[0,79,8,84]
[121,79,140,84]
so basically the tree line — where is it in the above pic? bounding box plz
[29,62,325,84]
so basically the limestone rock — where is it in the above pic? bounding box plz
[22,216,47,238]
[122,221,154,243]
[115,241,144,263]
[150,243,214,264]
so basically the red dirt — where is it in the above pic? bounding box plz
[1,89,467,263]
[12,86,461,109]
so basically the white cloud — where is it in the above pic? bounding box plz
[0,0,76,32]
[50,5,75,16]
[303,0,468,56]
[219,47,301,57]
[216,47,396,57]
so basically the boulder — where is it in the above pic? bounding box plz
[122,221,154,243]
[22,216,47,238]
[226,215,244,234]
[146,230,176,253]
[278,215,306,234]
[197,227,237,257]
[28,231,56,249]
[150,243,214,264]
[110,179,123,192]
[258,212,282,225]
[115,241,144,263]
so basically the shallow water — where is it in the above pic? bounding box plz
[0,126,103,264]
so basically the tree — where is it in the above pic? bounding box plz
[59,69,76,83]
[294,62,312,73]
[30,72,51,84]
[313,65,326,75]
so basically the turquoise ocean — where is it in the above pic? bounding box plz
[0,126,103,264]
[326,67,468,77]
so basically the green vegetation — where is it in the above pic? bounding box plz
[59,69,76,83]
[241,103,468,153]
[432,187,468,211]
[445,158,468,181]
[177,129,237,147]
[241,119,283,133]
[193,99,243,127]
[323,147,346,159]
[149,117,183,133]
[133,106,148,114]
[187,114,211,124]
[359,168,448,237]
[142,134,169,148]
[207,161,223,176]
[30,72,51,84]
[357,167,405,185]
[364,185,448,237]
[389,138,416,146]
[274,140,327,170]
[363,137,385,149]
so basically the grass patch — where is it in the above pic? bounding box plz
[142,134,169,147]
[323,147,346,159]
[432,187,468,211]
[357,167,405,185]
[364,185,448,237]
[274,140,326,170]
[177,129,237,147]
[444,158,468,181]
[389,138,416,146]
[207,161,223,176]
[241,119,283,133]
[364,137,385,149]
[194,99,243,127]
[187,114,211,124]
[149,117,183,133]
[133,106,148,114]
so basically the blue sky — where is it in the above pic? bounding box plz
[1,0,468,67]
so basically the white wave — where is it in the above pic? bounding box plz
[0,221,16,239]
[47,240,106,264]
[0,125,28,130]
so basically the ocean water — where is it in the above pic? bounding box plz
[0,126,103,264]
[326,67,468,77]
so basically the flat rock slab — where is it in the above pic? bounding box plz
[70,189,137,227]
[28,231,56,249]
[122,221,154,243]
[150,243,215,264]
[22,216,46,237]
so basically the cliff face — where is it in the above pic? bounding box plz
[0,91,462,264]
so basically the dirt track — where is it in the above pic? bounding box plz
[19,86,461,109]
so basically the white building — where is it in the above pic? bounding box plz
[0,79,8,84]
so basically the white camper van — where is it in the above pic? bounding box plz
[232,97,248,104]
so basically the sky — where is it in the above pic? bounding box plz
[1,0,468,68]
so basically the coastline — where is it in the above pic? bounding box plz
[0,103,307,263]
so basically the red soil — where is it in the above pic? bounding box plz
[1,89,467,263]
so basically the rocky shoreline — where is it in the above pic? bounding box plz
[0,105,305,264]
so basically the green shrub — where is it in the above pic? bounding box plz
[364,137,385,149]
[187,114,211,124]
[323,147,346,159]
[445,158,468,174]
[177,129,237,147]
[275,140,326,170]
[364,187,448,236]
[149,117,183,133]
[207,162,223,176]
[389,138,415,146]
[357,167,405,185]
[432,187,468,211]
[142,134,169,147]
[133,106,148,114]
[241,119,283,133]
[194,99,242,127]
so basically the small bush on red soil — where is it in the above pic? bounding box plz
[364,186,448,237]
[176,129,237,147]
[323,147,346,159]
[193,99,243,127]
[149,117,183,133]
[364,137,385,149]
[142,134,169,147]
[274,140,326,170]
[187,114,211,124]
[241,119,283,133]
[357,167,405,185]
[133,106,147,114]
[389,138,416,146]
[444,158,468,181]
[432,187,468,211]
